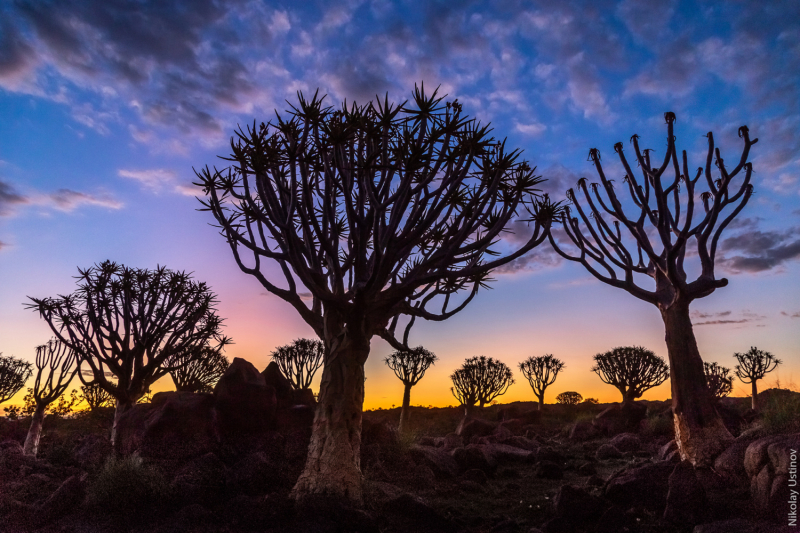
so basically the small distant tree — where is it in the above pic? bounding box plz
[384,347,437,433]
[271,339,325,390]
[451,356,514,418]
[167,346,230,393]
[80,383,114,411]
[556,391,582,405]
[592,346,669,405]
[582,397,599,405]
[24,340,79,456]
[0,354,32,405]
[734,347,781,410]
[703,362,733,400]
[28,261,229,444]
[519,354,565,410]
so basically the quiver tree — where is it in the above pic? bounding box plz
[519,354,565,410]
[28,261,229,444]
[80,382,113,411]
[23,339,79,456]
[592,346,668,405]
[0,354,32,405]
[450,356,514,418]
[704,362,733,399]
[548,112,757,465]
[733,347,781,410]
[196,86,557,505]
[384,346,437,433]
[556,391,582,405]
[167,346,230,393]
[271,338,325,390]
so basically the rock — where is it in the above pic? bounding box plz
[585,474,604,487]
[595,444,622,460]
[535,460,563,479]
[518,410,543,425]
[664,450,681,463]
[381,494,458,533]
[442,433,463,450]
[496,407,520,421]
[215,358,277,436]
[714,439,754,485]
[417,436,436,446]
[593,402,647,436]
[73,434,112,471]
[745,433,800,514]
[115,391,218,460]
[659,439,678,461]
[408,445,459,479]
[459,480,487,493]
[502,436,538,451]
[692,519,788,533]
[172,452,228,505]
[604,461,674,510]
[553,484,603,521]
[484,443,533,463]
[38,473,88,524]
[169,504,214,533]
[569,421,599,442]
[738,425,769,441]
[456,418,496,440]
[498,419,525,435]
[462,468,489,485]
[275,404,315,431]
[493,425,513,441]
[451,444,497,474]
[716,402,746,436]
[228,451,285,495]
[594,506,636,533]
[609,433,641,452]
[535,446,564,463]
[261,361,294,408]
[577,462,597,476]
[290,388,316,408]
[540,516,574,533]
[362,420,399,450]
[413,464,436,485]
[664,461,708,525]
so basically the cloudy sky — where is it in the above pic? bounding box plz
[1,0,798,408]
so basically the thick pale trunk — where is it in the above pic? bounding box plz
[751,381,758,410]
[661,302,733,466]
[23,404,46,456]
[291,335,369,506]
[110,398,133,446]
[398,382,412,434]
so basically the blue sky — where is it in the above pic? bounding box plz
[1,0,798,407]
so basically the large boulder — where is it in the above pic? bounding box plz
[553,484,604,521]
[744,433,800,515]
[609,433,641,453]
[569,421,600,442]
[408,445,459,479]
[483,443,533,463]
[451,444,497,474]
[593,402,647,436]
[714,439,755,485]
[215,358,277,435]
[664,461,708,525]
[604,461,674,510]
[115,391,218,460]
[456,418,496,440]
[595,444,622,460]
[261,361,294,408]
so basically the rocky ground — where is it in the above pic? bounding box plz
[0,361,797,533]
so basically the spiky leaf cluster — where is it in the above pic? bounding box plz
[592,346,669,401]
[167,346,230,393]
[450,355,514,408]
[384,346,437,386]
[703,361,733,399]
[0,354,32,404]
[271,338,325,390]
[519,354,565,399]
[31,339,79,408]
[733,347,781,384]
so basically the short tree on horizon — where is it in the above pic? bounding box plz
[23,339,79,456]
[0,354,32,406]
[704,361,733,400]
[196,86,558,505]
[556,391,582,405]
[733,347,781,410]
[519,354,565,410]
[271,339,325,390]
[548,113,757,465]
[592,346,669,405]
[28,261,229,444]
[451,356,514,419]
[384,346,437,433]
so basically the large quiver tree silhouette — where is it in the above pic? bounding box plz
[704,362,733,400]
[548,113,757,465]
[28,261,228,444]
[519,354,565,410]
[271,339,325,390]
[24,339,79,456]
[384,346,437,433]
[0,354,32,405]
[592,346,669,405]
[733,347,781,410]
[196,86,556,505]
[167,346,230,393]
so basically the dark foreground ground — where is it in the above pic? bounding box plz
[0,385,798,533]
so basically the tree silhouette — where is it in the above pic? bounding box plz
[703,362,733,400]
[548,113,757,465]
[0,354,32,405]
[733,347,781,410]
[80,382,113,411]
[384,346,437,433]
[167,346,230,393]
[271,339,325,390]
[556,391,582,405]
[23,340,79,456]
[592,346,668,405]
[196,86,557,504]
[28,261,229,444]
[450,356,514,418]
[519,354,565,410]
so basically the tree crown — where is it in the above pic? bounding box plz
[31,339,79,406]
[385,346,437,386]
[703,361,733,399]
[271,338,325,390]
[0,354,33,404]
[733,347,781,383]
[592,346,669,401]
[450,355,514,407]
[556,391,583,405]
[519,354,565,396]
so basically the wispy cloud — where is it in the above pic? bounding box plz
[119,168,197,196]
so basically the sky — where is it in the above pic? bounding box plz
[0,0,798,410]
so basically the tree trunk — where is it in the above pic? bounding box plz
[622,391,636,406]
[291,331,369,507]
[537,393,544,411]
[110,398,133,446]
[661,302,733,466]
[751,381,758,410]
[23,403,46,456]
[398,382,412,434]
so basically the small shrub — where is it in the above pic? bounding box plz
[88,456,170,517]
[762,392,800,434]
[642,413,673,438]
